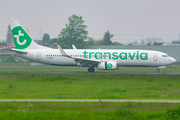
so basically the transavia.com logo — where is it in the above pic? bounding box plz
[83,51,148,60]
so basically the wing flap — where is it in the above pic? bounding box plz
[73,57,100,67]
[74,57,100,63]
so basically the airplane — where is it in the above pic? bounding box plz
[9,18,176,73]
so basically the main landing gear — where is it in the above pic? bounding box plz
[88,67,95,72]
[156,69,160,73]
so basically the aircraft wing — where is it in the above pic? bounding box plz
[58,45,100,67]
[73,57,100,67]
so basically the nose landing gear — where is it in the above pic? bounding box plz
[156,69,160,73]
[88,67,95,72]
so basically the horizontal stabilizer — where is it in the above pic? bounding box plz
[10,48,27,54]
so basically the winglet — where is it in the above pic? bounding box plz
[58,45,67,56]
[72,44,77,49]
[57,45,72,58]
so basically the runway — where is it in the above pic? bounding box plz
[1,99,180,103]
[0,71,180,74]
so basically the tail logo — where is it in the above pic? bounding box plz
[12,26,32,49]
[14,30,27,45]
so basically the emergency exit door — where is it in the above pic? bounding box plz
[37,52,41,60]
[153,53,158,61]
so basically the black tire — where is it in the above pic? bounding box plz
[88,67,95,72]
[156,69,160,73]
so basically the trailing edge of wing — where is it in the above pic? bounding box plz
[10,48,27,54]
[73,57,101,63]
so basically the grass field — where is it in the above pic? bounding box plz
[0,68,180,120]
[0,73,180,99]
[0,102,180,120]
[0,64,180,72]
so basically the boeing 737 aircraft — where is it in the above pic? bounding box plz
[9,19,176,72]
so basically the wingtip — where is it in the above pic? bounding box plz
[72,44,77,49]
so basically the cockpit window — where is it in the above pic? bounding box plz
[162,55,169,57]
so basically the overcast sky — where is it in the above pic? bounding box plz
[0,0,180,43]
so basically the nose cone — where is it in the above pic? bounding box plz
[170,57,176,64]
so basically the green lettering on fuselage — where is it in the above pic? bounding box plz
[83,51,148,60]
[119,52,127,60]
[104,52,111,59]
[140,53,148,60]
[83,51,88,58]
[137,51,139,60]
[89,52,94,59]
[94,52,102,59]
[112,52,118,60]
[129,52,136,60]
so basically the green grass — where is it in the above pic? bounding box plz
[0,73,180,99]
[0,102,180,120]
[0,64,180,72]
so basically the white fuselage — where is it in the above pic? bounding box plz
[14,48,176,68]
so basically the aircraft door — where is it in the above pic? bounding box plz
[37,52,41,60]
[153,53,158,61]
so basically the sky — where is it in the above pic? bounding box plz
[0,0,180,44]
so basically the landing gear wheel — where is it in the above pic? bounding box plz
[156,69,160,73]
[88,67,95,72]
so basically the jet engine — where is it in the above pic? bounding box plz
[98,61,119,70]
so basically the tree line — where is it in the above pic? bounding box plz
[42,14,122,49]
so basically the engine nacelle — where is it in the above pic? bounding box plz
[98,61,119,70]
